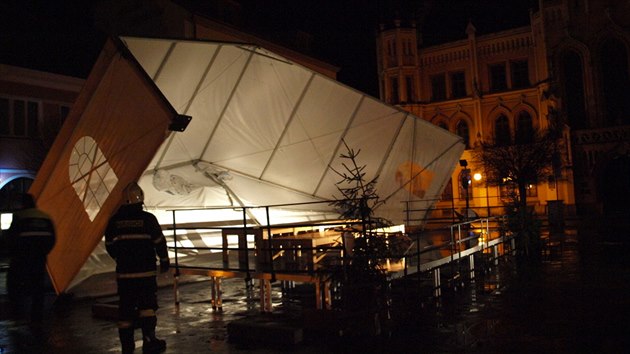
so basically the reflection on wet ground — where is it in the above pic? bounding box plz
[1,229,629,353]
[384,231,630,353]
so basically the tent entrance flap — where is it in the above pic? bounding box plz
[30,37,182,294]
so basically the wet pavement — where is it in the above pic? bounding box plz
[1,226,630,353]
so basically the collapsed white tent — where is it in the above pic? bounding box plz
[33,37,464,293]
[123,37,464,226]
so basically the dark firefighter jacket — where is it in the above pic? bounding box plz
[8,207,56,268]
[105,203,169,279]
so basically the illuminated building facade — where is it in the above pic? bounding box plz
[376,0,630,221]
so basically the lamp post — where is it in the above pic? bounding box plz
[474,172,491,217]
[459,160,470,221]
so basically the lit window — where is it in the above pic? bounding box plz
[526,183,538,197]
[499,182,515,200]
[451,71,466,98]
[495,114,511,146]
[515,111,533,144]
[405,75,414,102]
[441,178,453,201]
[0,97,40,137]
[391,77,399,103]
[500,182,538,199]
[431,74,446,101]
[456,120,470,149]
[489,63,507,91]
[511,60,529,88]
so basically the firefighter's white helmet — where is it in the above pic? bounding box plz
[123,182,144,204]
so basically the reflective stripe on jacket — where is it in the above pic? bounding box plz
[8,208,56,260]
[105,203,169,277]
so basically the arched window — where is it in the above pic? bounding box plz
[456,120,470,149]
[515,111,533,144]
[438,121,448,131]
[390,76,399,103]
[494,114,511,146]
[441,178,453,201]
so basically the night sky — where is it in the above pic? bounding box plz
[0,1,104,80]
[0,0,537,96]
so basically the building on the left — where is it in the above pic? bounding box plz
[0,64,84,223]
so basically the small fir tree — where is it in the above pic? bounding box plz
[328,141,391,333]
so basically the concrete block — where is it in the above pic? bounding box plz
[227,316,303,347]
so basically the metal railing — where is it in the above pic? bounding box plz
[163,202,516,311]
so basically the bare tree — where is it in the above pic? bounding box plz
[471,129,557,259]
[472,130,556,209]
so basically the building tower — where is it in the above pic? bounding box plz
[375,8,577,225]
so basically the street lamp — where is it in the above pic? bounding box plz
[473,172,490,217]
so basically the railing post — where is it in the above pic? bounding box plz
[315,281,322,310]
[259,279,265,312]
[173,274,180,306]
[494,245,499,266]
[511,238,516,256]
[323,279,331,310]
[265,206,275,281]
[211,276,217,310]
[416,231,421,275]
[172,209,179,272]
[433,267,441,298]
[172,210,180,306]
[215,277,223,310]
[241,207,250,277]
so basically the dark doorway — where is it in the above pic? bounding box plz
[600,154,630,217]
[600,38,630,126]
[0,177,34,212]
[560,50,587,129]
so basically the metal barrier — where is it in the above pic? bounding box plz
[164,203,516,312]
[388,215,514,299]
[165,202,353,312]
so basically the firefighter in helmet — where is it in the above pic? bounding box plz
[105,182,169,354]
[6,193,56,323]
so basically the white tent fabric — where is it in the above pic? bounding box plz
[122,37,465,226]
[40,37,463,293]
